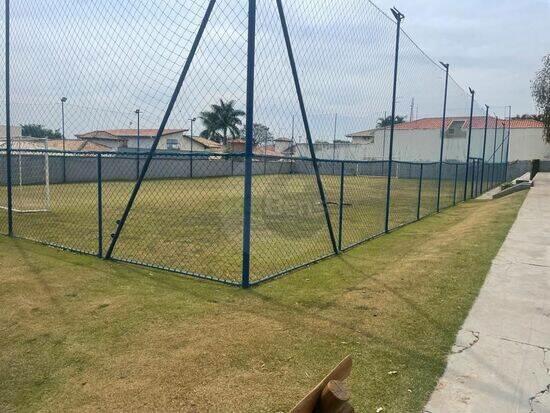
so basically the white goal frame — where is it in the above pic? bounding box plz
[0,137,51,213]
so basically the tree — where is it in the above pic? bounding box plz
[531,54,550,143]
[512,114,543,121]
[21,124,62,139]
[199,99,245,145]
[240,123,273,146]
[376,115,406,128]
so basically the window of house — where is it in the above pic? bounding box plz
[166,138,180,150]
[446,120,466,138]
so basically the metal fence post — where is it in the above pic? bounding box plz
[417,163,423,220]
[436,62,449,212]
[491,116,498,189]
[476,159,479,197]
[61,98,67,183]
[276,0,338,254]
[480,104,489,194]
[5,0,13,236]
[97,153,103,257]
[241,0,257,288]
[463,87,475,201]
[504,132,511,182]
[453,163,458,205]
[503,106,511,182]
[384,7,404,233]
[105,0,217,260]
[136,109,141,180]
[338,161,345,251]
[499,121,505,184]
[472,160,477,197]
[476,159,481,197]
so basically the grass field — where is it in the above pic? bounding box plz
[0,191,526,412]
[1,173,463,282]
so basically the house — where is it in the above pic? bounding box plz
[273,137,293,153]
[344,117,548,162]
[0,125,23,139]
[228,139,284,157]
[347,129,376,145]
[75,129,222,153]
[47,139,113,152]
[285,138,373,161]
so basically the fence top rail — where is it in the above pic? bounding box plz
[1,148,516,168]
[0,148,490,169]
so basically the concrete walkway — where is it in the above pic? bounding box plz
[425,173,550,413]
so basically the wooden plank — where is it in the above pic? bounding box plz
[290,355,352,413]
[318,380,350,413]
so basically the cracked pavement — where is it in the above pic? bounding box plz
[424,173,550,413]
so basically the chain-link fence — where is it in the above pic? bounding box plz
[0,0,527,286]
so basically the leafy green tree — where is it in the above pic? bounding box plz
[531,54,550,143]
[240,123,273,146]
[199,99,245,145]
[21,124,62,139]
[376,115,406,128]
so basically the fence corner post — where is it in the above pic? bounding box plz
[241,0,257,288]
[5,0,13,237]
[97,153,103,258]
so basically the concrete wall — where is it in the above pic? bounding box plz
[0,152,531,187]
[0,154,292,185]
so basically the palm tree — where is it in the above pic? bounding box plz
[376,115,406,128]
[199,99,245,145]
[198,110,223,142]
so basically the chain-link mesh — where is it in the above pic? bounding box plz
[0,0,520,286]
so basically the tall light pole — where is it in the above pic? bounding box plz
[189,117,196,178]
[61,97,67,182]
[135,109,140,180]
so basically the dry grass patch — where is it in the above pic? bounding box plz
[0,192,526,412]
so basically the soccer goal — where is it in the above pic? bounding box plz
[0,137,51,213]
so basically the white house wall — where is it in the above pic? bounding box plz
[508,128,549,161]
[295,127,549,162]
[125,134,208,152]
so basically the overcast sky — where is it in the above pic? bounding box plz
[374,0,550,115]
[6,0,550,141]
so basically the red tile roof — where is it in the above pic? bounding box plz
[506,118,544,129]
[103,128,186,137]
[76,129,187,140]
[47,139,113,152]
[191,136,222,149]
[394,117,543,130]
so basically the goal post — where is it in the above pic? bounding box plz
[0,137,51,213]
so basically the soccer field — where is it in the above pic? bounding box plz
[1,173,458,283]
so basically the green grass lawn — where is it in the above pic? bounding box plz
[0,191,526,412]
[1,173,461,283]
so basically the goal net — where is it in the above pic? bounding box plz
[0,137,51,213]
